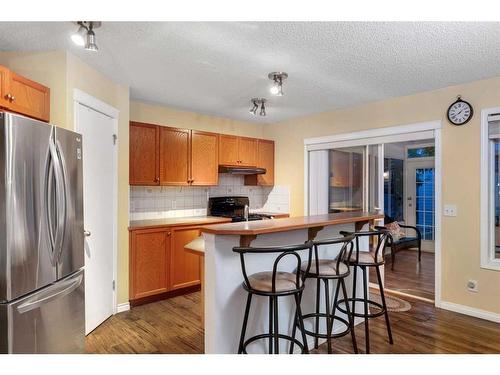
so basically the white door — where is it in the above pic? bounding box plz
[77,103,116,334]
[406,160,435,251]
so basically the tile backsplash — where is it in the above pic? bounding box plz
[130,174,290,220]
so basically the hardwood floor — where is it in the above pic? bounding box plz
[370,249,435,300]
[85,291,500,354]
[85,292,203,354]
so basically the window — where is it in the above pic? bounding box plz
[415,167,435,241]
[407,146,435,159]
[481,112,500,270]
[489,141,500,260]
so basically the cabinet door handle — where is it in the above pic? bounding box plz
[5,93,12,101]
[154,177,159,183]
[167,232,171,236]
[10,95,15,102]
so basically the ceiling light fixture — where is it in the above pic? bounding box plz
[249,98,267,116]
[268,72,288,96]
[249,99,259,115]
[259,99,266,116]
[71,21,102,51]
[71,22,87,46]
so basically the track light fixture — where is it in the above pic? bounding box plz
[249,98,267,117]
[268,72,288,96]
[260,99,266,116]
[249,99,259,115]
[71,22,102,51]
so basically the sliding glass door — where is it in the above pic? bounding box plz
[326,144,383,214]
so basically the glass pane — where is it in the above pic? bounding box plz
[414,167,435,241]
[328,147,364,213]
[368,145,380,211]
[384,158,404,222]
[493,140,500,258]
[407,146,435,159]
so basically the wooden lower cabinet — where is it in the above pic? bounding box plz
[129,228,170,300]
[129,224,202,304]
[170,227,201,290]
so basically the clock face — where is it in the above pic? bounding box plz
[447,99,473,125]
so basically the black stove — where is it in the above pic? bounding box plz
[208,196,270,222]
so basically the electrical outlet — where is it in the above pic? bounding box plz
[171,200,176,209]
[467,279,478,293]
[443,204,458,217]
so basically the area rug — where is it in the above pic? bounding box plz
[369,290,412,312]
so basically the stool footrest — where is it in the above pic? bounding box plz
[301,312,352,339]
[241,333,306,354]
[336,297,386,318]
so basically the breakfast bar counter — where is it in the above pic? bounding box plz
[200,211,383,354]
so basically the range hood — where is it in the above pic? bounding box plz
[218,165,266,175]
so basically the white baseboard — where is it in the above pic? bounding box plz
[116,302,130,314]
[440,301,500,323]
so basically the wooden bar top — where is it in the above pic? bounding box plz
[201,211,384,236]
[129,216,232,230]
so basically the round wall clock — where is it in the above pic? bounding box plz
[447,96,473,126]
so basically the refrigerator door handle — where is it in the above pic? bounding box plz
[45,159,56,263]
[16,273,83,314]
[48,140,66,264]
[55,140,68,263]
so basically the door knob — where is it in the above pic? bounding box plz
[84,230,91,237]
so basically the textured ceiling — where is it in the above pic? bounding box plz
[1,22,500,123]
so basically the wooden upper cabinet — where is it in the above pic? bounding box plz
[352,153,363,187]
[238,137,258,166]
[219,135,258,166]
[0,66,50,122]
[129,229,170,300]
[190,130,218,186]
[170,227,201,290]
[245,139,275,186]
[219,134,239,165]
[330,150,350,187]
[0,66,10,109]
[8,72,50,122]
[129,122,159,185]
[159,126,190,185]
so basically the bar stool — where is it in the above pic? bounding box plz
[290,235,358,354]
[233,242,314,354]
[336,229,393,354]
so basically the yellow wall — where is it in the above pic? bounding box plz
[0,51,131,305]
[130,100,266,138]
[264,76,500,315]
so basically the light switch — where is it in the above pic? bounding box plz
[443,204,458,217]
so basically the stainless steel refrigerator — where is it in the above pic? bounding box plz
[0,112,85,353]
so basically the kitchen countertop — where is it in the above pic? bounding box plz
[201,211,383,236]
[129,216,232,230]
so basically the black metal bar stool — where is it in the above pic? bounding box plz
[290,235,358,354]
[336,229,393,354]
[233,241,314,354]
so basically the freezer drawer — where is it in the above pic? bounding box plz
[0,269,85,354]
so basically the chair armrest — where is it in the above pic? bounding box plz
[398,223,422,239]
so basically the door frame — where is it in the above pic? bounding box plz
[73,88,120,314]
[304,120,443,307]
